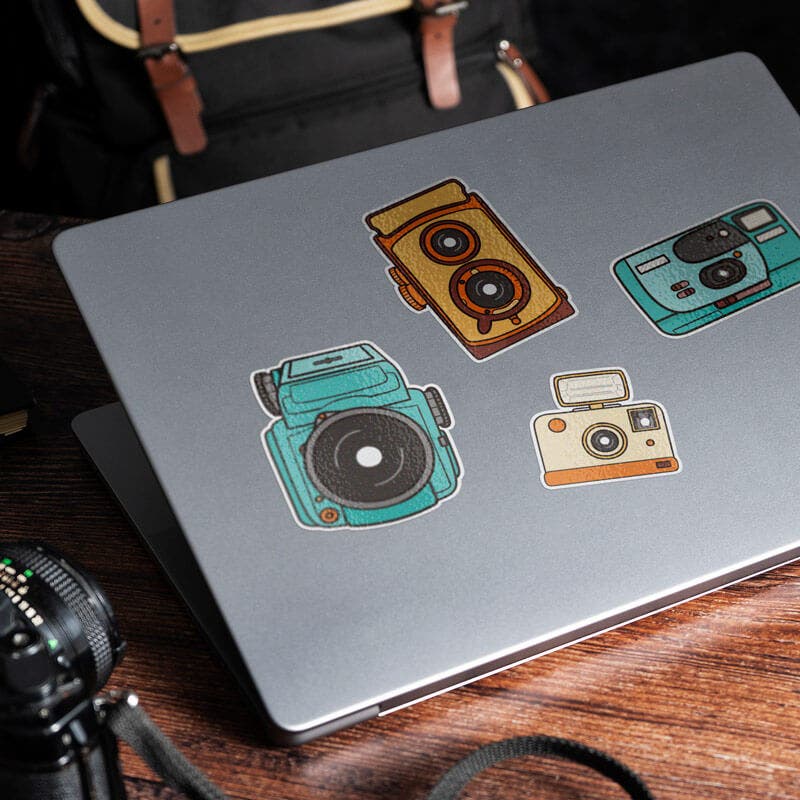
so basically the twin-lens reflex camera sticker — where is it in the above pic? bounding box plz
[251,342,462,531]
[531,368,679,489]
[612,200,800,337]
[365,179,577,361]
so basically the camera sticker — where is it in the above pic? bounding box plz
[251,342,463,531]
[612,201,800,337]
[530,368,679,489]
[365,179,576,361]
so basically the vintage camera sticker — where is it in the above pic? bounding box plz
[531,368,680,489]
[250,342,462,531]
[365,179,576,361]
[612,201,800,337]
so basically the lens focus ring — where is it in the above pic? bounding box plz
[2,544,115,688]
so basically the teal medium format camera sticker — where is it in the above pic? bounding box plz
[365,178,576,361]
[612,200,800,337]
[250,342,463,531]
[530,368,680,489]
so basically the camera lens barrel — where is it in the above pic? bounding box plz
[0,624,55,699]
[0,542,125,771]
[0,726,126,800]
[1,543,122,693]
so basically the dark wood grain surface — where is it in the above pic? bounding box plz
[1,211,799,800]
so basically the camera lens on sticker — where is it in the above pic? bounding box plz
[421,221,480,264]
[465,271,515,309]
[699,258,747,290]
[583,424,627,459]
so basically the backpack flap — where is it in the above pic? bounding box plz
[29,1,544,213]
[70,0,521,148]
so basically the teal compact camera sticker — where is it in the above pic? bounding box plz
[251,342,462,531]
[612,201,800,336]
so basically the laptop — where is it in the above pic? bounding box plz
[56,53,800,744]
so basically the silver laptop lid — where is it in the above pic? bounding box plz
[53,54,800,740]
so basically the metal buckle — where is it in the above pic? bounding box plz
[415,0,469,16]
[497,40,523,69]
[137,41,180,61]
[434,1,469,15]
[94,689,139,717]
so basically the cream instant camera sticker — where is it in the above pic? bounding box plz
[530,368,680,489]
[612,200,800,337]
[250,341,463,531]
[365,179,577,361]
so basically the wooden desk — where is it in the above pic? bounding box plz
[2,211,799,799]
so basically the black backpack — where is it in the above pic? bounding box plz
[29,1,547,217]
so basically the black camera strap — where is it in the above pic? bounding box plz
[103,692,228,800]
[425,735,655,800]
[102,692,654,800]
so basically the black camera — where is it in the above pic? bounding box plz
[0,542,127,799]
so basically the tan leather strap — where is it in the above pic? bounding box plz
[137,0,207,155]
[416,1,467,110]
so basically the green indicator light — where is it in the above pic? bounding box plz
[23,569,33,578]
[1,558,11,566]
[47,639,58,651]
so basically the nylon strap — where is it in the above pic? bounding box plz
[106,694,228,800]
[425,735,655,800]
[106,696,654,800]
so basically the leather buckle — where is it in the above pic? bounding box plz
[415,0,466,110]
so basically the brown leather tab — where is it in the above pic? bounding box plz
[417,1,465,110]
[497,40,551,105]
[138,0,176,42]
[137,0,207,156]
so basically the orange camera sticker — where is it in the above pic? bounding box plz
[250,341,463,531]
[530,367,680,489]
[365,179,577,361]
